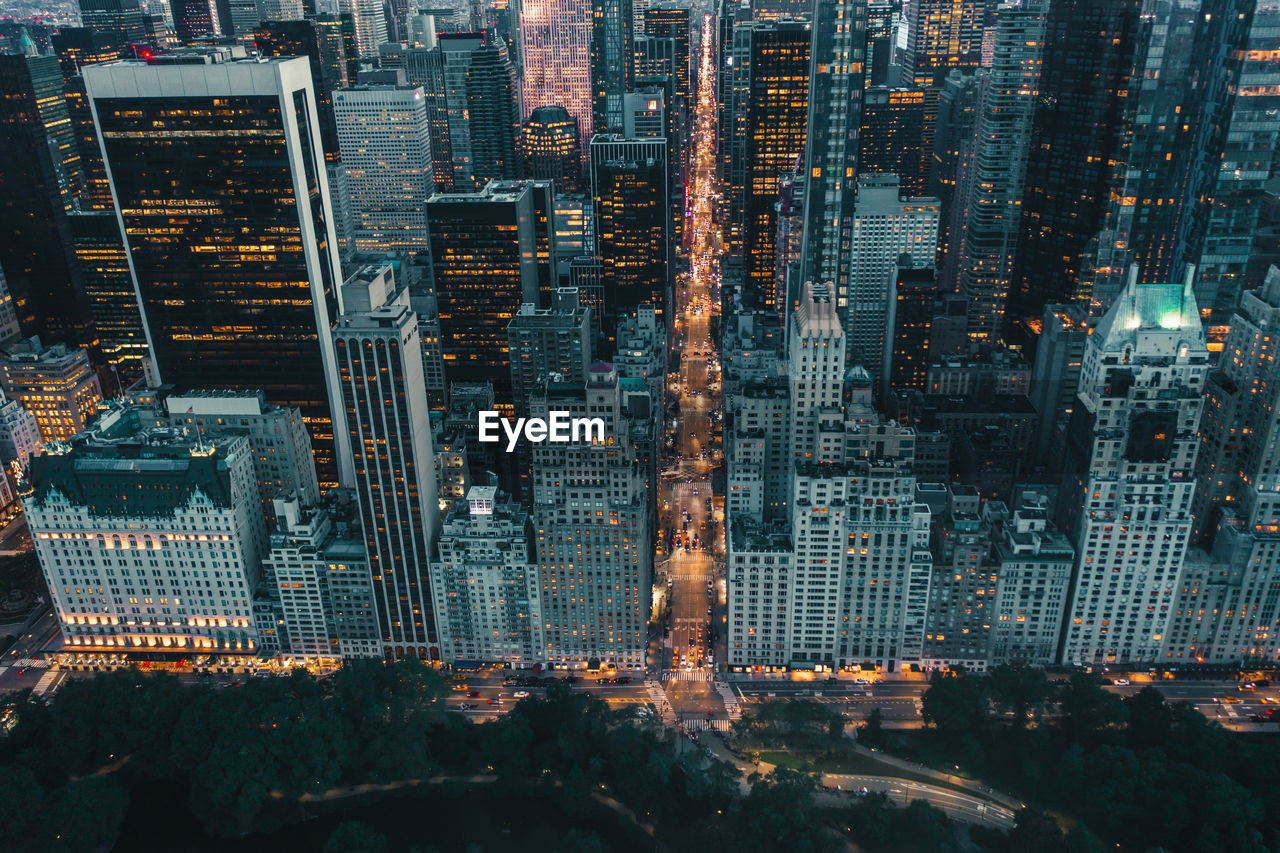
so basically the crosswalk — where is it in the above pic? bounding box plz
[32,670,63,698]
[681,718,731,732]
[668,669,712,682]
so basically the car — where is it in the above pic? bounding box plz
[513,690,530,699]
[467,690,481,698]
[1223,695,1242,703]
[1238,683,1256,691]
[451,683,467,692]
[487,698,503,705]
[1114,678,1130,686]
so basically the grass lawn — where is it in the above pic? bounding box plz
[755,750,1010,804]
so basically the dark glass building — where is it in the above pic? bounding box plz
[858,86,928,198]
[889,264,939,391]
[425,182,540,414]
[0,54,90,346]
[438,31,522,190]
[1008,0,1140,330]
[592,0,633,134]
[254,19,348,162]
[590,135,670,345]
[76,0,148,44]
[730,20,809,311]
[521,105,582,193]
[85,52,348,487]
[68,211,149,386]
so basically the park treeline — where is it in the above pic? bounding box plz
[0,661,949,853]
[892,666,1280,853]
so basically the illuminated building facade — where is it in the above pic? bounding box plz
[68,211,149,385]
[344,0,387,58]
[888,265,938,392]
[848,174,939,386]
[1058,270,1208,666]
[728,20,809,310]
[85,52,349,488]
[797,0,865,313]
[334,84,434,254]
[76,0,149,43]
[0,392,42,471]
[903,0,983,212]
[857,87,927,197]
[532,363,653,670]
[254,19,348,162]
[590,135,670,342]
[520,0,593,158]
[27,429,265,657]
[0,339,102,443]
[521,106,582,194]
[170,0,221,43]
[947,0,1046,342]
[264,494,381,661]
[431,485,542,666]
[333,265,440,660]
[1163,267,1280,664]
[643,4,691,120]
[426,181,540,413]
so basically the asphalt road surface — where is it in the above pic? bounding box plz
[657,17,724,721]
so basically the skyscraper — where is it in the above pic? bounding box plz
[888,265,939,392]
[857,87,928,197]
[425,181,540,413]
[28,429,265,657]
[848,174,939,386]
[170,0,222,42]
[903,0,984,88]
[590,135,671,341]
[332,264,440,660]
[947,0,1047,342]
[86,52,349,487]
[1189,0,1280,318]
[344,0,387,59]
[797,0,867,306]
[254,19,348,161]
[438,31,521,190]
[68,211,149,384]
[1008,0,1140,329]
[520,0,593,157]
[1058,268,1207,666]
[787,282,845,463]
[1168,270,1280,664]
[1080,0,1259,315]
[77,0,148,43]
[902,0,983,193]
[430,486,542,665]
[532,363,653,670]
[0,54,90,346]
[333,84,434,254]
[726,19,810,310]
[591,0,633,134]
[521,106,582,193]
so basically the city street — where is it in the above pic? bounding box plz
[658,13,724,721]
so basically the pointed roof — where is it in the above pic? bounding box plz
[1094,264,1204,351]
